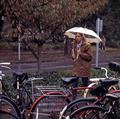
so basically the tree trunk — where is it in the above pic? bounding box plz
[37,45,42,75]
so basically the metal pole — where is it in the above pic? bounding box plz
[96,18,100,67]
[100,19,103,32]
[18,34,21,72]
[18,34,21,61]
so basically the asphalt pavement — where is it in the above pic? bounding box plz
[0,48,120,74]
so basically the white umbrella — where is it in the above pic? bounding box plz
[64,27,102,43]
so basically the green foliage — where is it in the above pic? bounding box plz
[4,68,120,89]
[2,68,120,99]
[1,0,120,48]
[91,68,105,78]
[1,0,109,42]
[0,2,4,32]
[103,0,120,46]
[43,42,64,50]
[2,76,17,98]
[30,70,72,86]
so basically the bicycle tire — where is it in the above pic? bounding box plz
[30,92,70,119]
[112,98,120,119]
[69,105,113,119]
[59,97,96,119]
[109,90,120,119]
[0,95,21,119]
[0,110,19,119]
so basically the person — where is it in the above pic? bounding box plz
[99,33,106,50]
[71,32,93,99]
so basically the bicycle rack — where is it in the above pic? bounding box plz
[29,77,68,100]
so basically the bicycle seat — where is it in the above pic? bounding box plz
[13,72,28,80]
[100,79,118,87]
[106,93,119,100]
[108,61,120,73]
[13,72,28,89]
[61,77,78,84]
[89,78,106,82]
[90,79,118,97]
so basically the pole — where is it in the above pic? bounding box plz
[18,34,21,72]
[99,19,103,32]
[96,18,100,67]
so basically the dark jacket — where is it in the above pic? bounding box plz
[72,42,92,77]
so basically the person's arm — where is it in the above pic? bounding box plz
[79,44,92,62]
[71,49,75,59]
[71,41,76,60]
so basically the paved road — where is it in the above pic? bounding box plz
[2,58,120,74]
[0,49,120,74]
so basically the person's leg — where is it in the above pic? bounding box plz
[103,45,105,50]
[72,77,79,88]
[71,77,79,100]
[81,77,89,86]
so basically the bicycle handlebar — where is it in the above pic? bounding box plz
[0,62,11,71]
[1,65,11,70]
[0,62,11,65]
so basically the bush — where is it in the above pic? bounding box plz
[106,40,120,48]
[3,69,120,99]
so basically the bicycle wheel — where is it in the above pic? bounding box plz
[0,110,19,119]
[0,95,21,119]
[69,105,113,119]
[30,92,70,119]
[59,97,96,119]
[109,90,120,119]
[112,99,120,119]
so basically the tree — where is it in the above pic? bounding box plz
[1,0,109,41]
[0,1,4,33]
[1,0,110,73]
[103,0,120,46]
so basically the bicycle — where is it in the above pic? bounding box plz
[12,71,70,119]
[67,92,120,119]
[18,61,120,119]
[1,62,119,119]
[0,62,70,119]
[29,64,119,119]
[29,74,104,119]
[0,62,21,119]
[85,65,120,97]
[66,62,120,119]
[59,66,119,119]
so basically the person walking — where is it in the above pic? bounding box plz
[99,34,106,50]
[71,32,93,99]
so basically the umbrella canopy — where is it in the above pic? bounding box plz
[64,27,102,43]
